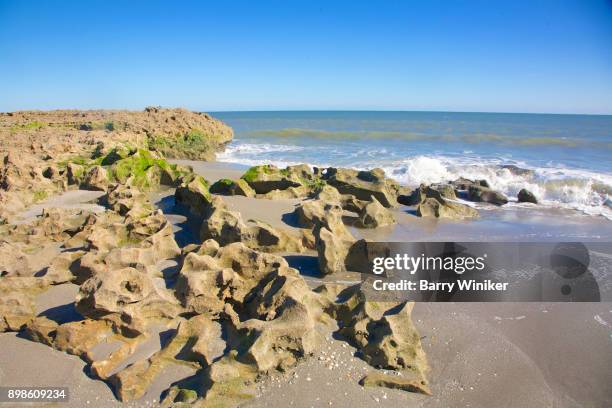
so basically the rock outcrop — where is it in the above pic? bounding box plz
[175,174,214,216]
[406,184,478,219]
[321,167,400,207]
[356,196,396,228]
[200,204,304,253]
[241,164,309,195]
[210,178,255,197]
[466,184,508,206]
[518,188,538,204]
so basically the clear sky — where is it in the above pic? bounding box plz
[0,0,611,114]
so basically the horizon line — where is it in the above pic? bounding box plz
[2,106,611,117]
[207,109,612,117]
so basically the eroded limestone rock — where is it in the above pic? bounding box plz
[322,167,400,207]
[210,178,255,197]
[356,196,395,228]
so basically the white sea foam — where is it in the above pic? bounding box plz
[380,155,612,219]
[218,142,304,157]
[218,141,612,219]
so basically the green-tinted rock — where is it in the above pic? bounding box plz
[175,174,213,216]
[241,164,303,194]
[210,178,255,197]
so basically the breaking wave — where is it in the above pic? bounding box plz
[218,141,612,219]
[379,156,612,219]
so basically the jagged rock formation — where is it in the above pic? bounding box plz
[0,108,231,221]
[0,111,436,406]
[405,184,479,219]
[356,196,396,228]
[322,167,401,207]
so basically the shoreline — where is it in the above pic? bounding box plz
[172,159,612,242]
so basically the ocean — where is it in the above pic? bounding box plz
[212,111,612,219]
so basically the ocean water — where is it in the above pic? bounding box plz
[212,111,612,219]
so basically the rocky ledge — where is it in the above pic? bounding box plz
[0,107,232,222]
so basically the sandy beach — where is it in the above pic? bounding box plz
[2,157,610,407]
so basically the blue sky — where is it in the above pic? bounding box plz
[0,0,611,114]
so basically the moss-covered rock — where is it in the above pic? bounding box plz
[209,178,255,197]
[241,164,321,196]
[148,129,219,161]
[60,146,193,192]
[175,174,214,216]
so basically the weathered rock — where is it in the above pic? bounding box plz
[241,164,304,194]
[199,205,244,243]
[397,191,417,206]
[101,183,153,217]
[400,184,456,206]
[518,188,538,204]
[401,183,479,219]
[322,167,399,207]
[311,184,342,202]
[201,205,303,253]
[23,316,60,347]
[34,208,89,240]
[293,200,329,229]
[194,352,258,406]
[66,162,84,185]
[173,315,225,366]
[76,267,181,335]
[0,291,35,331]
[239,300,320,371]
[315,226,348,275]
[209,178,255,197]
[82,165,109,191]
[175,174,214,216]
[175,242,290,316]
[417,197,478,219]
[44,250,85,284]
[361,302,429,374]
[356,196,395,228]
[340,194,369,213]
[432,183,457,200]
[0,241,31,277]
[334,286,429,383]
[467,184,508,206]
[451,177,489,190]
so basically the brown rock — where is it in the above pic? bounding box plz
[315,226,348,275]
[209,178,255,197]
[417,197,479,219]
[82,165,109,191]
[356,196,396,228]
[322,167,399,207]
